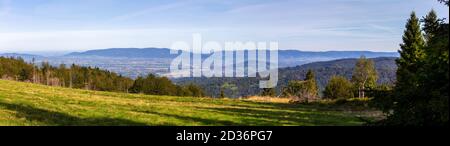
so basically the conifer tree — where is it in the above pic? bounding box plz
[395,12,425,96]
[387,11,429,125]
[422,9,441,42]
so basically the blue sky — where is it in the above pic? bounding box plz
[0,0,448,53]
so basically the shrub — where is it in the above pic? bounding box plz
[323,76,354,100]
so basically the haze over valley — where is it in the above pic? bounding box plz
[0,48,398,79]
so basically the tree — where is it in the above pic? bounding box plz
[324,76,354,100]
[129,76,144,93]
[422,9,443,42]
[352,56,378,98]
[219,89,225,98]
[32,58,37,83]
[261,88,276,97]
[438,0,449,6]
[396,12,425,90]
[1,57,190,97]
[305,69,319,97]
[283,80,318,103]
[305,69,315,81]
[41,62,52,85]
[18,68,31,81]
[382,9,448,126]
[391,12,426,124]
[417,21,449,125]
[282,70,319,102]
[186,83,204,97]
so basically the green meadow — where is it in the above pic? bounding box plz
[0,79,381,126]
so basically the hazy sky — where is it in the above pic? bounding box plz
[0,0,448,53]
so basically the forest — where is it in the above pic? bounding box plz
[0,57,204,97]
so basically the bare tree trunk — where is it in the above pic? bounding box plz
[33,67,36,83]
[69,71,73,88]
[46,71,50,86]
[362,86,365,98]
[358,86,362,98]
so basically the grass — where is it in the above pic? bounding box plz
[0,79,383,126]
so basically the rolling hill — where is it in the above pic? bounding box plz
[0,79,380,126]
[65,48,399,68]
[1,48,398,78]
[174,57,397,98]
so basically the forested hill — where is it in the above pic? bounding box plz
[65,48,178,59]
[2,49,398,78]
[174,57,398,98]
[280,57,397,89]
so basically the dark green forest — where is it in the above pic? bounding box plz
[375,7,449,126]
[174,57,397,98]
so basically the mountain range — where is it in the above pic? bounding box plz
[1,48,399,79]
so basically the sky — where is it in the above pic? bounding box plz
[0,0,448,53]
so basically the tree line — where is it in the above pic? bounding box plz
[377,7,448,126]
[272,2,449,126]
[272,56,379,102]
[0,57,203,97]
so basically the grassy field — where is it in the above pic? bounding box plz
[0,79,382,126]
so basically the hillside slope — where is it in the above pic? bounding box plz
[0,80,379,126]
[175,57,397,97]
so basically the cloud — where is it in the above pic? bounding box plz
[109,1,188,22]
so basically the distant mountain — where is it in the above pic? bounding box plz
[0,53,44,60]
[65,48,398,68]
[66,48,179,58]
[174,57,398,98]
[2,48,399,79]
[66,48,398,59]
[279,50,397,58]
[276,50,398,67]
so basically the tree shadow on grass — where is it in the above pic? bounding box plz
[198,107,363,126]
[235,100,341,111]
[133,109,239,126]
[0,101,148,126]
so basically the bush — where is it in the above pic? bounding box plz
[323,76,354,99]
[283,80,319,103]
[367,84,394,113]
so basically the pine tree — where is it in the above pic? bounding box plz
[422,9,441,42]
[261,88,276,97]
[438,0,449,6]
[305,69,319,98]
[395,11,425,95]
[219,89,225,98]
[416,9,449,125]
[387,11,427,125]
[305,69,315,81]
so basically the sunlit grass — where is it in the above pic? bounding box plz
[0,79,382,126]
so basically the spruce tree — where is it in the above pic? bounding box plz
[418,9,449,125]
[422,9,441,42]
[395,12,425,94]
[305,69,319,98]
[305,69,315,81]
[389,11,426,125]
